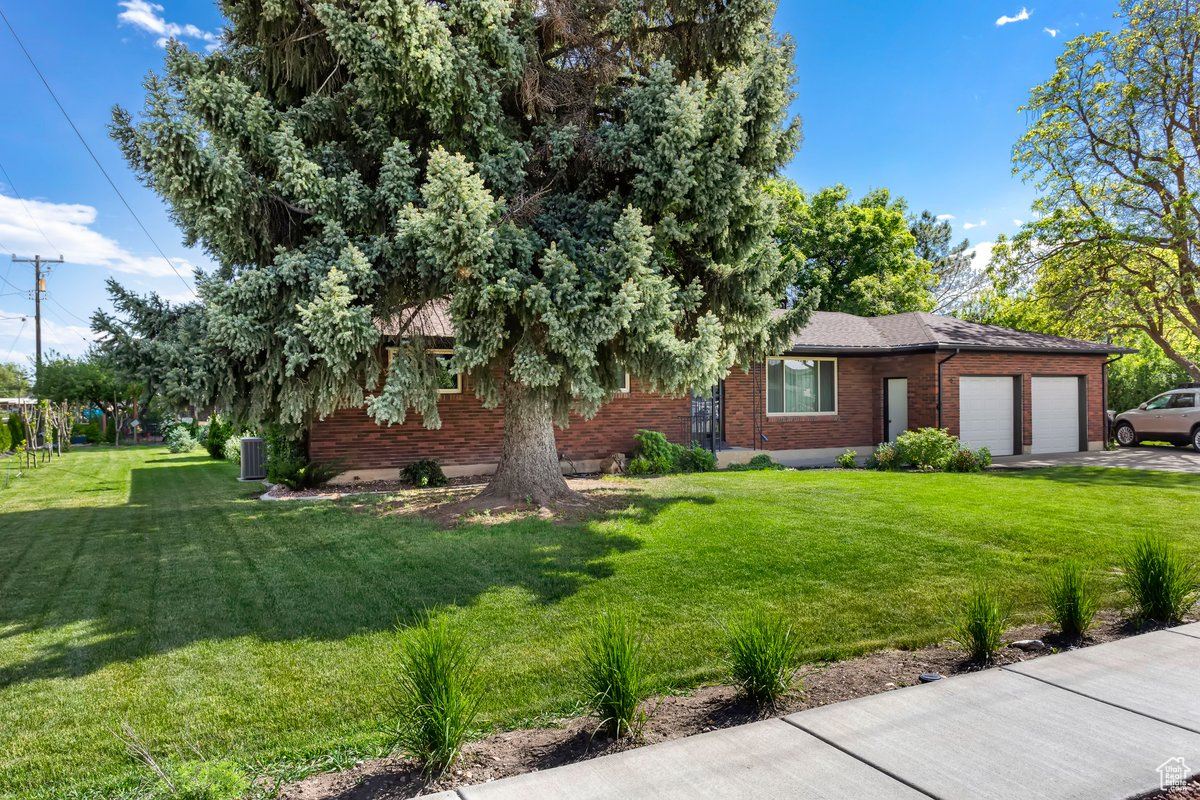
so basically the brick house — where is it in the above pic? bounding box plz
[311,310,1131,481]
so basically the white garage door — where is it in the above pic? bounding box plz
[959,377,1015,456]
[1032,377,1082,454]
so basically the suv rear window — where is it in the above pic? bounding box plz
[1168,393,1197,409]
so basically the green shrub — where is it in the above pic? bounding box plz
[0,421,10,452]
[274,460,339,491]
[401,458,448,488]
[678,444,717,473]
[204,415,232,460]
[1044,560,1099,639]
[725,610,802,708]
[1121,536,1199,624]
[949,584,1010,663]
[222,433,245,464]
[867,441,901,471]
[389,615,483,776]
[581,610,648,738]
[627,430,716,475]
[834,449,858,469]
[8,414,25,448]
[154,759,249,800]
[264,425,305,484]
[943,446,992,473]
[895,427,960,471]
[165,427,201,454]
[728,453,785,472]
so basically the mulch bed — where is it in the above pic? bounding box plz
[279,611,1153,800]
[1143,780,1200,799]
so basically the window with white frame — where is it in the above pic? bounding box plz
[619,371,630,393]
[765,357,836,414]
[386,347,462,394]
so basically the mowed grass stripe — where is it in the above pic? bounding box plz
[0,447,1197,798]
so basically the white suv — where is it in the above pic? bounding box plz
[1113,386,1200,450]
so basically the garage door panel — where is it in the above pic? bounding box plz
[959,377,1015,456]
[1032,377,1082,454]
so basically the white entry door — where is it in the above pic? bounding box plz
[886,378,908,442]
[959,376,1016,456]
[1032,377,1082,454]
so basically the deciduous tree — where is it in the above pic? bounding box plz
[1011,0,1200,379]
[110,0,809,503]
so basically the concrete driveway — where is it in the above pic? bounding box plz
[992,445,1200,473]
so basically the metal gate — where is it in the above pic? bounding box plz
[677,382,724,452]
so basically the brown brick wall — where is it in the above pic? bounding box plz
[723,350,1108,451]
[309,378,690,470]
[940,351,1109,448]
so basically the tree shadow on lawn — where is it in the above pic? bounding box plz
[0,461,714,688]
[988,465,1200,490]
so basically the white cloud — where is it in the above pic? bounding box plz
[118,1,220,52]
[966,241,996,270]
[962,220,988,230]
[0,192,197,285]
[0,308,94,359]
[936,214,956,221]
[996,7,1031,26]
[1012,218,1025,226]
[1044,27,1060,37]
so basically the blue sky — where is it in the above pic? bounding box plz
[0,0,1117,364]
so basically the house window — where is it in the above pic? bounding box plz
[386,347,462,394]
[619,372,630,393]
[766,357,837,415]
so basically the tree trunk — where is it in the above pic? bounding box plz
[481,382,577,505]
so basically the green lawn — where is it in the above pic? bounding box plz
[2,447,1198,798]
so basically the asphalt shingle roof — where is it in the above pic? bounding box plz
[785,310,1133,355]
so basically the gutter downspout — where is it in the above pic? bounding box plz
[936,348,962,429]
[1102,354,1124,446]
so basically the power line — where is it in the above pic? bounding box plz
[46,292,90,324]
[4,316,26,360]
[0,6,197,298]
[0,157,60,254]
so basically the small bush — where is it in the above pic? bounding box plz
[165,427,200,454]
[389,615,483,776]
[581,610,648,738]
[1044,560,1099,639]
[867,441,901,471]
[726,453,785,472]
[155,759,249,800]
[834,449,858,469]
[0,421,10,452]
[274,460,339,491]
[678,444,717,473]
[725,611,802,707]
[627,430,716,475]
[204,415,232,460]
[222,433,248,464]
[949,585,1010,663]
[943,446,992,473]
[895,427,959,471]
[401,458,448,488]
[7,414,25,449]
[1121,536,1200,624]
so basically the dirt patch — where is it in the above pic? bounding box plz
[1143,778,1200,799]
[279,612,1142,800]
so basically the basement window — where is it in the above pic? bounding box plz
[766,357,837,415]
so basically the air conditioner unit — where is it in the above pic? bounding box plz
[240,437,267,481]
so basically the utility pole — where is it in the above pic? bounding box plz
[12,254,63,384]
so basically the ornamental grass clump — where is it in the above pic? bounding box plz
[949,585,1010,663]
[389,615,483,776]
[581,611,648,738]
[1121,536,1199,625]
[1043,560,1099,639]
[725,610,802,708]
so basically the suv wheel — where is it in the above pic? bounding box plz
[1115,422,1137,447]
[1193,426,1200,452]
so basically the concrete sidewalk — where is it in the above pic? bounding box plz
[423,623,1200,800]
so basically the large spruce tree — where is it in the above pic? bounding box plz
[111,0,806,502]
